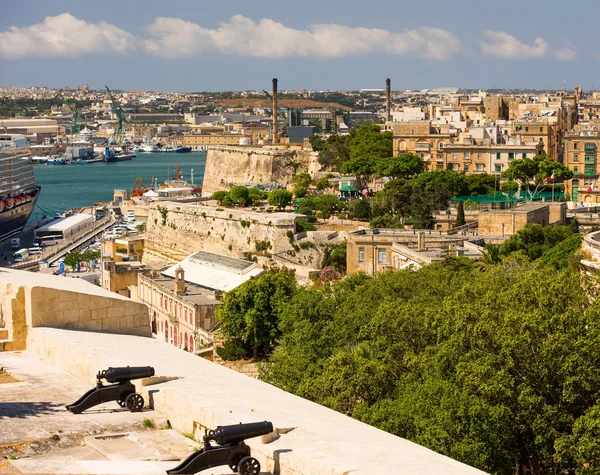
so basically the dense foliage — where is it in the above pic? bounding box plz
[261,256,599,474]
[211,187,266,206]
[216,269,297,359]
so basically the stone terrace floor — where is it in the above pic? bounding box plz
[0,351,270,475]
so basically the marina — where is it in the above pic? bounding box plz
[29,151,207,223]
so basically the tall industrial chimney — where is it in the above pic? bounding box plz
[272,78,279,144]
[386,78,392,123]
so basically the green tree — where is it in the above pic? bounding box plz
[465,173,498,195]
[211,190,229,205]
[63,252,82,271]
[264,261,600,474]
[317,134,351,170]
[216,269,297,359]
[455,200,466,227]
[229,186,250,206]
[268,190,293,210]
[340,155,377,191]
[81,249,100,268]
[321,243,347,274]
[349,199,371,221]
[375,153,424,179]
[347,124,393,162]
[309,135,326,152]
[480,243,501,265]
[502,155,573,200]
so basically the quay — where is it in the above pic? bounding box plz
[8,214,115,271]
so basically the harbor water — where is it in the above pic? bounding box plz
[30,152,207,224]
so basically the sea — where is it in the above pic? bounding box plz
[29,152,207,224]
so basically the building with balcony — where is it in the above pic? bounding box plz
[563,130,600,201]
[392,121,457,171]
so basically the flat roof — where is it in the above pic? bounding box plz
[163,251,263,292]
[35,213,93,233]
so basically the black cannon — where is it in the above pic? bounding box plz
[167,421,273,475]
[66,366,155,414]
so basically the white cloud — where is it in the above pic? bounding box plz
[479,30,548,59]
[143,15,462,60]
[0,13,136,59]
[555,47,576,61]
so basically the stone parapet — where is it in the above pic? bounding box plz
[27,327,486,475]
[0,269,151,342]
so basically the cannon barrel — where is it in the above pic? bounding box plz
[97,366,155,383]
[209,421,273,446]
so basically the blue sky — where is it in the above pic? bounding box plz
[1,0,598,92]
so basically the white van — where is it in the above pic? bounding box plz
[11,238,20,250]
[13,248,29,261]
[28,247,43,255]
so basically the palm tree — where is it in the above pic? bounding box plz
[480,243,502,265]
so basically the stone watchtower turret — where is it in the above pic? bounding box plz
[174,266,186,296]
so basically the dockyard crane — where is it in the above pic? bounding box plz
[105,85,126,144]
[50,89,82,137]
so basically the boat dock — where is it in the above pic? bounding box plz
[9,215,115,271]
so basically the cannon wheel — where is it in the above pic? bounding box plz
[125,393,144,412]
[238,456,260,475]
[229,453,245,473]
[117,399,126,408]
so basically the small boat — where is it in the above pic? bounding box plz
[46,157,66,165]
[140,144,158,152]
[163,146,192,153]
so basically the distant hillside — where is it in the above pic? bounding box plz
[216,98,352,110]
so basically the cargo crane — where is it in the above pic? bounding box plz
[130,176,155,197]
[105,85,126,144]
[51,89,82,137]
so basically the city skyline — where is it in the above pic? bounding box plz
[1,0,599,92]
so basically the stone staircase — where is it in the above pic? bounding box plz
[0,329,12,352]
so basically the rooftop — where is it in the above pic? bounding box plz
[162,251,263,292]
[141,273,219,306]
[35,213,93,233]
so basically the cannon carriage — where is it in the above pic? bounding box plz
[167,421,273,475]
[66,366,155,414]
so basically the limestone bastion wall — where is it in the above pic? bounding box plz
[0,269,151,346]
[201,146,318,194]
[143,202,298,264]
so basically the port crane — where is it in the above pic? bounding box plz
[105,85,126,144]
[130,176,155,197]
[51,89,82,137]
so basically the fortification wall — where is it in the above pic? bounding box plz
[143,202,298,264]
[202,146,318,194]
[0,269,151,341]
[27,327,486,475]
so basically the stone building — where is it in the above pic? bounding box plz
[510,120,559,161]
[563,129,600,201]
[477,202,565,236]
[183,134,253,147]
[136,250,263,354]
[392,121,457,171]
[346,229,473,276]
[444,138,541,175]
